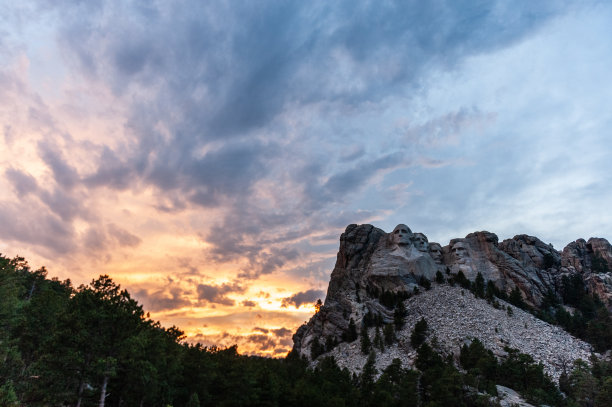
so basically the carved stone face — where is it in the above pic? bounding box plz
[391,224,412,246]
[429,242,443,263]
[451,241,470,263]
[412,233,429,252]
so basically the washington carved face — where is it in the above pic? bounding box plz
[391,224,412,246]
[451,241,470,263]
[412,233,429,252]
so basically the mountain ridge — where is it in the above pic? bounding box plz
[292,223,612,380]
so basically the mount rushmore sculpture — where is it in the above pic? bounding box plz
[292,223,612,359]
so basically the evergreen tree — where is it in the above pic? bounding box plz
[186,392,200,407]
[459,339,497,393]
[343,318,358,342]
[325,335,337,352]
[562,274,585,306]
[383,324,395,346]
[509,286,527,309]
[410,318,427,348]
[360,328,371,355]
[418,275,431,290]
[374,326,384,352]
[374,358,419,406]
[360,351,377,405]
[310,337,324,359]
[455,270,471,289]
[596,377,612,407]
[565,359,599,407]
[0,382,19,407]
[435,270,445,284]
[485,280,497,301]
[363,309,374,327]
[474,272,485,298]
[393,301,407,329]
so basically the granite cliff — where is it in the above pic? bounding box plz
[292,224,612,381]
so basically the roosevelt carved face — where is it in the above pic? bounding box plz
[429,242,443,263]
[451,241,470,263]
[391,224,412,246]
[412,233,428,252]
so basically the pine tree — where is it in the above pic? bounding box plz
[474,272,485,298]
[186,392,201,407]
[343,318,358,342]
[410,318,427,348]
[418,275,431,290]
[596,377,612,407]
[383,324,395,346]
[509,287,527,309]
[360,327,371,355]
[311,337,324,359]
[393,301,407,329]
[374,326,384,351]
[360,351,377,404]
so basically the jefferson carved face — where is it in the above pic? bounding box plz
[391,224,412,246]
[451,241,470,263]
[412,233,428,252]
[429,242,442,263]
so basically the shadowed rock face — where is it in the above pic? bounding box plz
[561,237,612,307]
[292,223,612,359]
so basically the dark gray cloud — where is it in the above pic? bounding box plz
[4,0,574,279]
[0,201,75,255]
[191,331,283,354]
[197,282,245,306]
[3,125,14,145]
[38,187,87,222]
[281,289,325,309]
[107,223,142,248]
[5,168,39,196]
[318,152,406,199]
[238,246,301,280]
[271,327,292,338]
[83,226,109,251]
[48,0,564,191]
[5,167,87,222]
[38,140,79,190]
[82,223,141,252]
[83,146,134,190]
[241,300,257,308]
[134,287,191,312]
[244,334,276,351]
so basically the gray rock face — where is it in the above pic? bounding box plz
[561,237,612,308]
[292,223,612,369]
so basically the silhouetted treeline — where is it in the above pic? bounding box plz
[2,254,612,406]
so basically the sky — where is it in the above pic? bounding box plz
[1,0,612,356]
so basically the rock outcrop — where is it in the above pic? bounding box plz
[292,223,612,381]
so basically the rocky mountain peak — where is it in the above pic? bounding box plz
[292,223,612,381]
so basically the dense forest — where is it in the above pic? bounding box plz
[1,254,612,406]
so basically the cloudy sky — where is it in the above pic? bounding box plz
[2,0,612,356]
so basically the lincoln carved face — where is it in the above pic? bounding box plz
[391,224,412,246]
[412,233,428,252]
[451,241,470,263]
